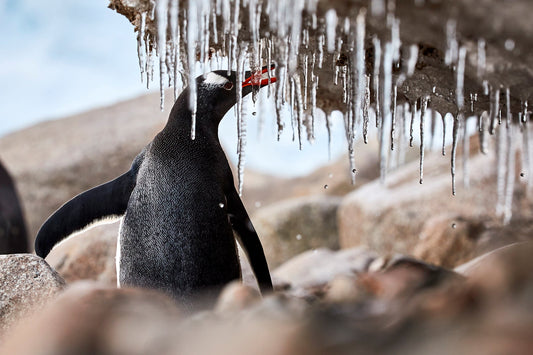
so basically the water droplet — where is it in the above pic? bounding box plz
[219,203,225,208]
[504,39,515,51]
[324,184,329,189]
[451,223,457,229]
[520,172,525,177]
[252,112,257,116]
[352,168,356,174]
[328,173,333,178]
[254,201,262,208]
[296,234,302,240]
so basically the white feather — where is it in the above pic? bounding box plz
[203,72,229,86]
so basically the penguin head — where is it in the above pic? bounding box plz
[195,64,276,119]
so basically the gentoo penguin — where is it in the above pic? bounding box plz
[0,159,28,254]
[35,66,275,305]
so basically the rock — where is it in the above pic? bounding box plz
[46,221,119,285]
[273,247,377,293]
[253,196,343,268]
[1,282,182,355]
[338,145,515,255]
[323,275,360,303]
[412,215,486,268]
[0,254,65,336]
[215,281,261,313]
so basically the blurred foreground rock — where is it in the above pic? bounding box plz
[1,243,532,354]
[0,254,65,336]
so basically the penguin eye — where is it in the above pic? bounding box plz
[223,82,234,90]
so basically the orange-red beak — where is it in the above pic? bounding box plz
[242,64,277,88]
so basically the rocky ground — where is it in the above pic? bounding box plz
[0,92,532,354]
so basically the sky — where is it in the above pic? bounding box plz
[0,0,348,177]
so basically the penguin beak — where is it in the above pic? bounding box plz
[242,64,277,89]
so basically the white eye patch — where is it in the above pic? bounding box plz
[203,72,229,86]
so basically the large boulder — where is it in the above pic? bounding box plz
[0,254,65,336]
[253,196,343,268]
[337,141,532,256]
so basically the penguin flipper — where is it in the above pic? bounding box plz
[35,153,144,258]
[227,187,273,293]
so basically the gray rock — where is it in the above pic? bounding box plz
[273,247,377,291]
[253,196,342,268]
[0,254,65,336]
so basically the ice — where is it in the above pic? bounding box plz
[379,43,394,182]
[419,96,429,184]
[371,0,386,17]
[410,100,417,147]
[293,74,304,150]
[325,9,338,53]
[406,44,418,76]
[456,46,467,111]
[445,19,458,66]
[236,43,247,195]
[451,114,460,195]
[503,124,515,224]
[441,112,447,156]
[156,0,169,111]
[187,0,198,139]
[462,115,470,188]
[489,88,500,135]
[373,37,382,128]
[137,12,147,84]
[391,85,397,150]
[496,123,507,216]
[477,39,486,79]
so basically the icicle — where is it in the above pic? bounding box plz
[477,39,486,79]
[430,110,437,151]
[137,12,148,83]
[419,96,429,184]
[303,54,309,110]
[442,112,447,156]
[410,100,417,147]
[187,0,198,139]
[505,87,512,127]
[406,44,418,76]
[479,111,488,154]
[326,111,332,160]
[397,105,406,166]
[351,8,366,146]
[371,0,386,17]
[390,17,401,63]
[373,37,382,128]
[236,43,247,196]
[451,114,460,195]
[169,0,180,101]
[489,88,500,135]
[462,116,470,188]
[379,43,394,183]
[445,19,458,66]
[503,124,515,224]
[293,74,304,150]
[325,9,338,53]
[456,46,467,111]
[318,34,325,68]
[267,39,273,98]
[156,0,169,111]
[496,123,507,215]
[390,85,397,150]
[363,75,370,144]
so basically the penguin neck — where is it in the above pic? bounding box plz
[159,92,225,146]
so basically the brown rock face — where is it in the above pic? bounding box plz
[337,147,509,255]
[253,196,342,268]
[0,254,65,336]
[46,221,119,285]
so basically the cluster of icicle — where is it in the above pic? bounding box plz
[135,0,531,223]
